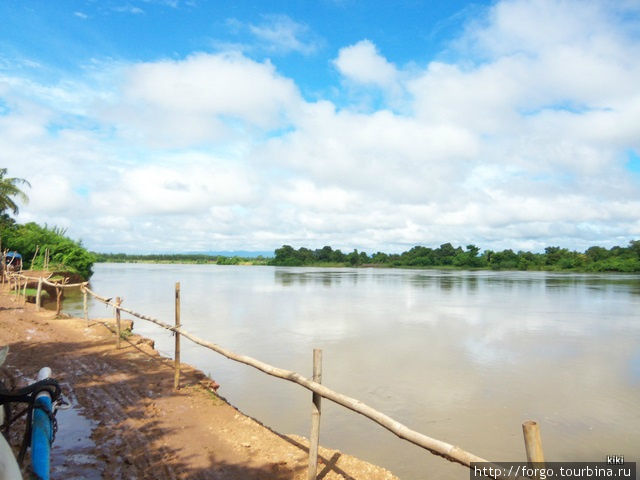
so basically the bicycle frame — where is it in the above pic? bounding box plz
[0,350,61,480]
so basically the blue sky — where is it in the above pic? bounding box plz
[1,0,639,253]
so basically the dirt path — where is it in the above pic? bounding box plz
[0,286,398,480]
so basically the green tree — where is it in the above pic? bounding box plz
[1,222,96,279]
[0,168,30,215]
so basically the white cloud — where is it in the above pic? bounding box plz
[113,5,145,15]
[248,15,320,55]
[333,40,399,89]
[104,52,301,147]
[90,157,256,216]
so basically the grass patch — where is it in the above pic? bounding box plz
[185,384,224,406]
[119,328,133,340]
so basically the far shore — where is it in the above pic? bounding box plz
[93,258,640,274]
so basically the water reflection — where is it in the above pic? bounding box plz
[62,264,640,479]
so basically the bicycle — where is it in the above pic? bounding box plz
[1,346,66,480]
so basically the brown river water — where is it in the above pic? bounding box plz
[63,264,640,479]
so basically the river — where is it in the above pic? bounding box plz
[61,263,640,479]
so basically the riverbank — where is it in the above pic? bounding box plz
[0,286,397,480]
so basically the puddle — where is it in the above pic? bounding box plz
[51,382,102,480]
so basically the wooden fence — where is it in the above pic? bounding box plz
[5,271,545,479]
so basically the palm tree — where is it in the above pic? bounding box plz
[0,168,30,215]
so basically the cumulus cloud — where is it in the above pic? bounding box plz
[90,159,256,216]
[104,52,301,147]
[333,40,399,89]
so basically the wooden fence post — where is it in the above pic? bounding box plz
[22,278,27,305]
[307,348,323,480]
[115,297,122,349]
[55,287,62,315]
[36,277,43,311]
[83,286,88,323]
[522,420,545,468]
[174,282,181,390]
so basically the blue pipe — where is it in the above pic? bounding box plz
[30,395,52,480]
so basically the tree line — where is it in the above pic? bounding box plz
[93,252,269,265]
[270,242,640,272]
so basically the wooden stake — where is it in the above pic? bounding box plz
[1,244,5,284]
[30,246,39,270]
[83,287,88,323]
[174,282,181,390]
[55,287,62,315]
[522,420,545,467]
[22,278,27,305]
[35,277,43,311]
[307,348,323,480]
[115,297,122,349]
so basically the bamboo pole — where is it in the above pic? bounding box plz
[35,278,43,311]
[55,287,62,315]
[83,287,88,323]
[522,420,544,464]
[1,246,5,285]
[174,282,181,390]
[115,297,122,349]
[22,278,27,305]
[42,278,86,288]
[30,246,39,269]
[307,348,323,480]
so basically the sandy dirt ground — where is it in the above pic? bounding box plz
[0,285,398,480]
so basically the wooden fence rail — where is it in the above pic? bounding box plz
[6,273,540,479]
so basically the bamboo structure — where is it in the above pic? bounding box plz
[82,286,498,472]
[174,282,181,390]
[307,348,322,480]
[26,282,539,480]
[42,278,87,288]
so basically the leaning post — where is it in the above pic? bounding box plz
[35,277,43,311]
[115,297,122,349]
[307,348,323,480]
[174,282,181,390]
